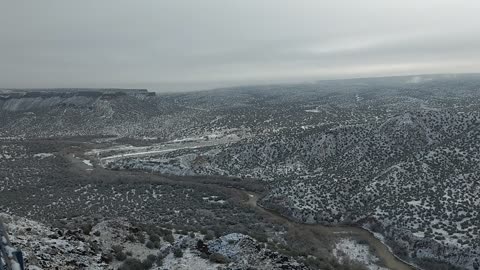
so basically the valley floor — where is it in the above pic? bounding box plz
[0,138,413,270]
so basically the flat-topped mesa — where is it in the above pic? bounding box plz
[0,88,156,112]
[0,88,155,97]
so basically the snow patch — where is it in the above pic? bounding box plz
[82,159,93,166]
[333,238,388,270]
[33,153,54,159]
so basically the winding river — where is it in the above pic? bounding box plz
[245,193,415,270]
[66,142,416,270]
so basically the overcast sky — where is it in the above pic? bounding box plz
[1,1,480,92]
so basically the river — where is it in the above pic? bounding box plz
[245,193,415,270]
[66,142,416,270]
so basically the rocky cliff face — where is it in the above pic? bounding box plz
[0,213,307,270]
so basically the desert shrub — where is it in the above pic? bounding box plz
[251,232,268,243]
[164,233,175,244]
[118,258,145,270]
[416,258,463,270]
[146,254,157,262]
[173,248,183,258]
[111,245,124,254]
[115,251,127,261]
[159,228,172,236]
[356,239,368,245]
[145,240,155,249]
[304,257,333,270]
[149,234,160,242]
[137,233,146,244]
[89,241,100,253]
[156,255,164,266]
[204,230,215,241]
[101,253,114,264]
[81,223,93,235]
[213,226,226,238]
[111,244,127,261]
[142,255,156,269]
[339,259,369,270]
[209,252,229,264]
[126,234,136,242]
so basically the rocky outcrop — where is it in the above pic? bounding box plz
[208,233,308,270]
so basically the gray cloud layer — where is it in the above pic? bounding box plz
[1,0,480,91]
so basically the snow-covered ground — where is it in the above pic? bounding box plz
[0,212,307,270]
[32,153,54,159]
[0,213,105,269]
[333,238,389,270]
[82,159,93,166]
[88,132,244,166]
[160,249,215,270]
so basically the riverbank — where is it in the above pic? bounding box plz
[64,140,417,270]
[249,193,415,270]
